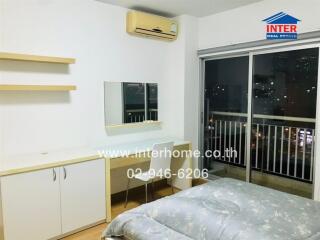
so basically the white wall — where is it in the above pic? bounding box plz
[199,0,320,49]
[182,16,199,168]
[0,0,187,169]
[162,15,199,168]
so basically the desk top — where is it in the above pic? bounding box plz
[0,148,100,177]
[0,137,190,177]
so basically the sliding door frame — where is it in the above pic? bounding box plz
[246,53,253,182]
[315,48,320,201]
[199,40,320,200]
[199,53,250,173]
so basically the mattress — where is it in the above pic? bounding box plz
[103,178,320,240]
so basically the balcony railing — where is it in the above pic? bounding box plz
[125,109,158,123]
[205,112,315,183]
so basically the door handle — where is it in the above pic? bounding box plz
[63,167,67,180]
[53,168,56,182]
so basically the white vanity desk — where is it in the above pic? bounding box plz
[0,137,192,240]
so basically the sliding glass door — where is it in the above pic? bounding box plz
[202,45,319,198]
[203,55,249,181]
[250,47,319,198]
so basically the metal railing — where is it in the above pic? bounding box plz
[148,109,158,121]
[125,109,145,123]
[125,109,158,123]
[205,112,315,183]
[212,111,316,123]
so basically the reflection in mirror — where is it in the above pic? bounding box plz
[104,82,158,126]
[147,83,158,121]
[123,83,145,123]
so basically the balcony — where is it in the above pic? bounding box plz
[204,112,315,197]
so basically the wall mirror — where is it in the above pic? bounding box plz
[104,82,158,127]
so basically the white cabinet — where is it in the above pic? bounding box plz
[0,159,106,240]
[1,168,61,240]
[60,159,106,233]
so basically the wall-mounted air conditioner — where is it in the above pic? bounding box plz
[126,11,178,41]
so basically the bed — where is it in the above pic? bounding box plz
[103,178,320,240]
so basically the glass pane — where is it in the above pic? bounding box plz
[205,57,249,113]
[123,83,145,123]
[251,48,319,198]
[204,56,249,181]
[253,48,318,118]
[146,83,158,121]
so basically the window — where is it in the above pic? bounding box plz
[253,48,319,118]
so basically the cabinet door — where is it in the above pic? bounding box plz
[1,168,61,240]
[60,159,106,234]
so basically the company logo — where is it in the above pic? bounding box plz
[263,12,300,40]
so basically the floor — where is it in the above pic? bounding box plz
[61,182,184,240]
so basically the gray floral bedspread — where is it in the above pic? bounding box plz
[103,178,320,240]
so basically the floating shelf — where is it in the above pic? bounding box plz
[0,52,76,64]
[0,84,77,91]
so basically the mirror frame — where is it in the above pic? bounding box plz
[104,82,161,129]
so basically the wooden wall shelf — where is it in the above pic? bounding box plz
[0,85,77,91]
[0,52,76,64]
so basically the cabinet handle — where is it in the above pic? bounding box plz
[53,169,56,182]
[63,167,67,180]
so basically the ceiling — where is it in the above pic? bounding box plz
[96,0,264,17]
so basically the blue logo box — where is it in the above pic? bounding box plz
[263,12,300,40]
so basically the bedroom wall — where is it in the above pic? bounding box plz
[163,15,200,168]
[0,0,189,168]
[199,0,320,49]
[182,16,199,168]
